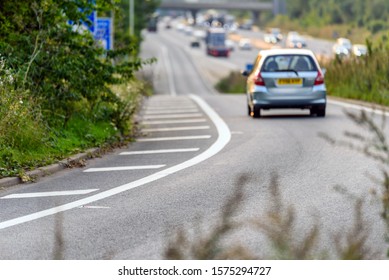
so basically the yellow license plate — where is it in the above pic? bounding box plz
[277,78,303,85]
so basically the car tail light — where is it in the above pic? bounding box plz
[314,71,324,85]
[254,72,265,86]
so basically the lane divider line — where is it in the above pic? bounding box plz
[143,113,203,119]
[83,165,166,173]
[0,189,99,199]
[161,45,177,96]
[142,126,210,132]
[141,118,207,125]
[0,95,231,230]
[144,109,199,115]
[137,135,211,142]
[120,148,200,155]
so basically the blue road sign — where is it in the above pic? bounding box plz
[68,10,97,35]
[94,18,113,50]
[87,11,97,35]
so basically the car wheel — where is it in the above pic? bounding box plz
[310,106,326,117]
[252,105,261,118]
[317,107,326,117]
[247,105,252,116]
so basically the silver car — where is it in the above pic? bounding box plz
[242,49,327,118]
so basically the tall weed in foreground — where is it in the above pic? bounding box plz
[165,174,375,260]
[0,58,46,151]
[321,109,389,257]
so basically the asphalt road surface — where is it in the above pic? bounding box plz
[0,25,387,259]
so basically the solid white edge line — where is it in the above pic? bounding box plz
[1,189,99,199]
[120,148,200,155]
[83,165,166,173]
[0,95,231,230]
[328,99,389,117]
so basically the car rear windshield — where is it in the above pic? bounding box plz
[261,55,318,72]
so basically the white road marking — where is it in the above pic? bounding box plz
[328,99,389,117]
[83,165,166,172]
[0,95,231,230]
[141,118,207,125]
[78,205,110,209]
[143,113,203,119]
[0,189,99,199]
[120,148,200,155]
[142,126,210,132]
[144,109,199,114]
[161,46,177,96]
[137,135,211,142]
[146,106,197,111]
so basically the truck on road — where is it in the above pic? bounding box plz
[205,28,229,57]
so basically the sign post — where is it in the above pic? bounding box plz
[94,18,114,50]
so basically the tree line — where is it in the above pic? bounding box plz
[285,0,389,33]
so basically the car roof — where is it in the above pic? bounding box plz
[258,48,315,57]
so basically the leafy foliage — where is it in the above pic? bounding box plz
[0,0,158,178]
[285,0,389,29]
[324,41,389,105]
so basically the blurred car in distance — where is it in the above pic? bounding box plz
[332,44,350,58]
[239,38,252,50]
[184,26,193,36]
[242,48,327,118]
[332,38,353,59]
[239,19,253,30]
[264,33,278,44]
[225,39,236,51]
[193,29,206,40]
[190,39,201,48]
[335,38,352,52]
[352,44,367,57]
[269,28,283,42]
[286,31,307,48]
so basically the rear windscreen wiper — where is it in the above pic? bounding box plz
[275,69,299,76]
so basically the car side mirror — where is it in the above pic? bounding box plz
[245,63,253,72]
[242,63,253,76]
[241,70,249,76]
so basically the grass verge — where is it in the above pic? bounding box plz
[0,79,150,179]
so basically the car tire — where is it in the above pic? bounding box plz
[252,105,261,118]
[317,107,326,117]
[310,106,326,117]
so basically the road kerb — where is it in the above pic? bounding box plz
[0,148,101,189]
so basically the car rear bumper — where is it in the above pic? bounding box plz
[250,90,326,109]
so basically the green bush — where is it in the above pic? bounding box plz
[324,40,389,105]
[216,71,246,94]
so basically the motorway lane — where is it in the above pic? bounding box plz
[139,28,388,257]
[0,92,227,258]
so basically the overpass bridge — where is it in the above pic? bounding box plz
[159,0,286,22]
